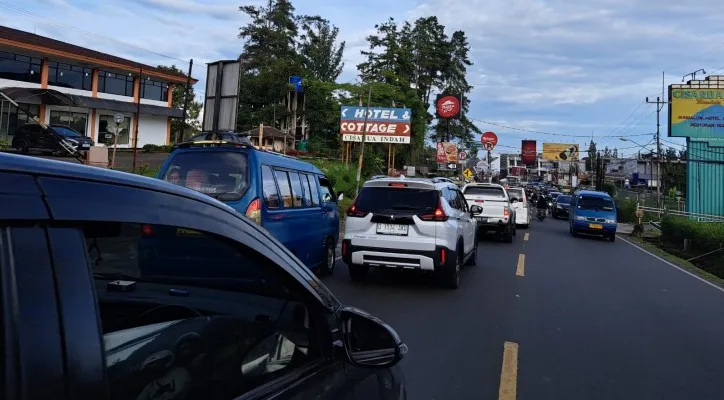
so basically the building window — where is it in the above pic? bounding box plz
[0,51,41,84]
[99,114,131,145]
[141,78,169,101]
[98,70,134,97]
[49,110,89,136]
[0,103,39,141]
[48,62,92,91]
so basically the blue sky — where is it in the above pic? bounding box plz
[4,0,724,157]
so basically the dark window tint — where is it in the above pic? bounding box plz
[550,192,561,199]
[463,186,506,197]
[98,70,134,97]
[2,104,39,140]
[275,170,293,208]
[261,165,280,209]
[300,174,312,207]
[578,196,614,210]
[141,78,169,101]
[507,188,524,201]
[50,126,82,137]
[557,195,572,204]
[49,111,89,136]
[288,172,304,208]
[83,222,320,398]
[307,175,319,207]
[318,177,335,203]
[454,191,468,211]
[47,61,92,90]
[0,51,41,83]
[356,187,438,214]
[161,152,249,201]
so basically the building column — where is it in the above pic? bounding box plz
[132,76,140,148]
[91,68,99,98]
[166,83,174,145]
[38,58,49,121]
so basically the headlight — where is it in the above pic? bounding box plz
[605,219,616,224]
[556,205,562,209]
[575,216,587,221]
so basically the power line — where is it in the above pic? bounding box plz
[469,118,652,139]
[0,1,186,63]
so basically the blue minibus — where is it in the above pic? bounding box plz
[569,190,618,242]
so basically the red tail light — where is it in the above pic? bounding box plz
[141,224,154,236]
[503,207,510,217]
[440,248,447,264]
[419,199,448,222]
[246,198,262,225]
[342,241,348,257]
[346,198,369,218]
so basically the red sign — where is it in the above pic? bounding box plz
[481,131,498,146]
[340,121,410,135]
[436,95,460,118]
[436,142,447,163]
[521,140,537,165]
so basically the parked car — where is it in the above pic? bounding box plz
[11,123,94,155]
[569,190,618,242]
[552,194,573,219]
[157,133,340,275]
[342,177,478,289]
[504,186,531,229]
[0,152,407,400]
[462,183,516,243]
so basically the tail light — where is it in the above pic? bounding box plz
[503,207,510,217]
[141,224,154,236]
[474,200,485,203]
[440,248,447,264]
[342,241,348,257]
[245,198,262,225]
[419,199,448,222]
[346,198,369,218]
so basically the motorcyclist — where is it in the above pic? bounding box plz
[535,192,548,218]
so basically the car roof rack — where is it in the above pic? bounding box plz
[175,131,300,160]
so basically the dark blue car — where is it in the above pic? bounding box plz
[569,190,618,242]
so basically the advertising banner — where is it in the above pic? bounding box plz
[542,143,579,161]
[521,140,537,165]
[340,106,411,143]
[669,88,724,138]
[436,142,458,163]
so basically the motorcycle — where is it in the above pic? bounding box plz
[536,208,547,221]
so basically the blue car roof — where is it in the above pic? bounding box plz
[170,146,324,175]
[577,190,612,198]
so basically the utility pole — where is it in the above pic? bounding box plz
[355,85,372,197]
[646,92,667,205]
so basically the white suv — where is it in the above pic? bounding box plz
[341,177,479,289]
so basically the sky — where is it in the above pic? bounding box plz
[3,0,724,157]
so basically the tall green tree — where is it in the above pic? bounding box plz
[586,140,597,171]
[297,17,345,82]
[156,65,202,142]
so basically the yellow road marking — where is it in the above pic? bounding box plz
[516,254,525,276]
[498,341,519,400]
[523,232,530,241]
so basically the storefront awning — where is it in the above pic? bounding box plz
[0,87,183,118]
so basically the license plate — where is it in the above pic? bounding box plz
[589,223,603,230]
[476,217,487,222]
[376,223,408,236]
[176,228,202,236]
[80,143,90,148]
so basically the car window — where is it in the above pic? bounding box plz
[318,177,335,203]
[299,174,312,207]
[288,172,304,208]
[454,190,468,212]
[506,188,524,201]
[578,196,614,211]
[305,174,319,207]
[50,126,82,137]
[356,187,438,214]
[463,186,506,197]
[83,222,323,399]
[261,165,280,209]
[161,152,249,200]
[275,170,293,208]
[557,195,572,204]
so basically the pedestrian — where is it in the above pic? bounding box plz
[624,178,630,189]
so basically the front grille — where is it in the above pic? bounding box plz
[586,217,606,223]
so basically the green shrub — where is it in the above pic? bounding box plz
[661,216,724,276]
[615,198,638,223]
[0,139,8,150]
[602,182,616,197]
[142,144,174,153]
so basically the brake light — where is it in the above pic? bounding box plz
[440,248,447,264]
[342,241,348,257]
[141,224,154,236]
[475,200,485,203]
[419,199,448,221]
[388,182,407,187]
[504,207,510,217]
[346,199,369,218]
[246,198,262,225]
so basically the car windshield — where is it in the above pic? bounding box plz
[51,126,82,137]
[356,187,438,214]
[557,195,572,204]
[550,192,561,199]
[161,151,249,200]
[464,186,506,197]
[507,188,524,201]
[578,196,614,211]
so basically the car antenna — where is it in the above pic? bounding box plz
[0,91,85,164]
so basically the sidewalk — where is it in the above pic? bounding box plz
[617,223,634,234]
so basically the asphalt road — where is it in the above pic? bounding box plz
[323,216,724,400]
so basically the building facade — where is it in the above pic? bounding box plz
[0,25,197,148]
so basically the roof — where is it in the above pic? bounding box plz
[254,150,323,174]
[577,190,611,198]
[0,25,197,84]
[363,177,442,190]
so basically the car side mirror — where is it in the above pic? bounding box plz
[323,193,332,203]
[337,193,344,201]
[340,307,406,368]
[469,205,483,215]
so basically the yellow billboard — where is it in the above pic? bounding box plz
[542,143,579,161]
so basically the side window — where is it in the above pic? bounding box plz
[275,170,293,208]
[299,174,312,207]
[318,176,335,203]
[288,172,304,208]
[455,191,468,212]
[305,174,320,207]
[83,222,323,399]
[261,165,280,209]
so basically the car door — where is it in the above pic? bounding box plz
[453,189,475,254]
[317,175,340,247]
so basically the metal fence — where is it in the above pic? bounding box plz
[637,205,724,223]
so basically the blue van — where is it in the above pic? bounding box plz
[569,190,618,242]
[155,133,341,274]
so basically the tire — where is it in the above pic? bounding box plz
[465,234,478,266]
[502,228,513,243]
[348,264,369,281]
[319,241,335,276]
[521,223,530,229]
[15,142,28,154]
[570,227,578,237]
[609,234,616,243]
[441,244,461,289]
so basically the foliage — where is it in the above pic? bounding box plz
[660,217,724,277]
[0,139,7,150]
[141,144,174,153]
[586,140,597,171]
[662,162,686,194]
[156,65,202,142]
[615,198,638,223]
[298,16,345,82]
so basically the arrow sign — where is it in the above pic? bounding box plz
[404,125,410,134]
[341,107,348,117]
[447,163,457,169]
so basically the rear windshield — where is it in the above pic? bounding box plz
[356,187,438,214]
[557,195,572,204]
[506,188,524,200]
[578,196,614,211]
[162,151,249,200]
[550,192,561,199]
[464,186,506,197]
[51,126,82,137]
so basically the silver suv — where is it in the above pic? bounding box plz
[341,177,479,289]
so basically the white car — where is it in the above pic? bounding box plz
[504,186,531,228]
[341,177,479,289]
[461,183,517,243]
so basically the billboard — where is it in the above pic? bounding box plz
[521,140,537,165]
[669,88,724,138]
[340,106,411,143]
[436,142,458,163]
[542,143,579,161]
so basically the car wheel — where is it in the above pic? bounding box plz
[503,229,513,243]
[442,245,461,289]
[319,241,336,276]
[609,234,616,242]
[465,235,478,266]
[570,227,578,237]
[348,264,369,281]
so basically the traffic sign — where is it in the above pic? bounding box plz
[458,151,467,161]
[481,131,498,146]
[436,95,461,119]
[482,142,494,151]
[463,168,474,179]
[447,163,457,170]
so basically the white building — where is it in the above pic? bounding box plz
[0,25,197,148]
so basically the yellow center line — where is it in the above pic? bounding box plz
[523,232,530,241]
[498,341,519,400]
[516,254,525,276]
